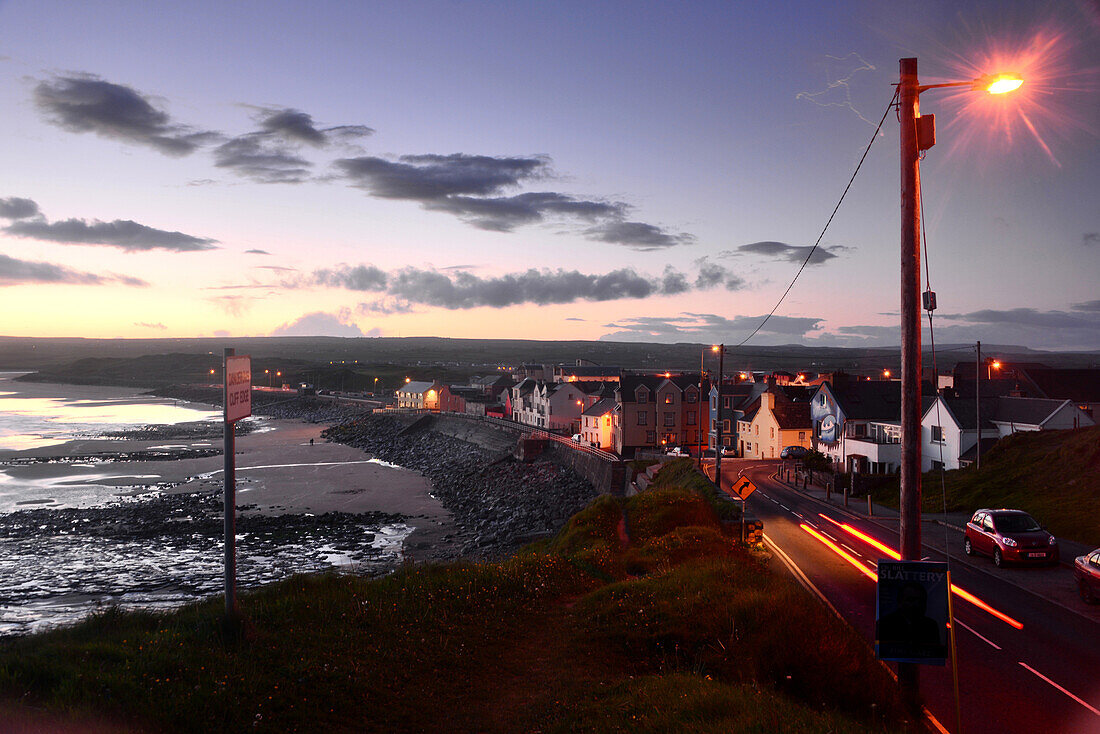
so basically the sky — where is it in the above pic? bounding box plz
[1,0,1098,350]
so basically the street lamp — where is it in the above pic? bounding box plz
[712,344,726,489]
[897,56,1021,711]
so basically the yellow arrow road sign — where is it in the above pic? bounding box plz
[732,477,757,500]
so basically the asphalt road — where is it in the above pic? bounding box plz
[717,460,1100,734]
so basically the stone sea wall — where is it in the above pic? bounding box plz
[323,414,598,559]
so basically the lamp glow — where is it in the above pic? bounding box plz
[985,74,1023,94]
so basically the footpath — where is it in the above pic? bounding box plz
[772,468,1099,624]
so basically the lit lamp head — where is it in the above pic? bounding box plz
[978,73,1023,95]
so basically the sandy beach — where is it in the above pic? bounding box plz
[0,413,460,561]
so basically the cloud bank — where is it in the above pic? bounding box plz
[304,260,743,311]
[0,253,147,287]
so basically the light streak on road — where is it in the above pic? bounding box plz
[799,523,877,580]
[810,513,1025,630]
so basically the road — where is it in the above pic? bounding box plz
[717,461,1100,734]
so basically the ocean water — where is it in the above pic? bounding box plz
[0,372,222,452]
[0,375,411,635]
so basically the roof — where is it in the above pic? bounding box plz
[958,437,1001,463]
[476,374,515,388]
[400,381,438,395]
[822,379,936,420]
[990,396,1071,426]
[582,397,616,417]
[932,397,999,430]
[1018,368,1100,403]
[617,373,706,402]
[772,400,812,429]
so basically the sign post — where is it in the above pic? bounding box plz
[223,349,251,618]
[732,476,757,544]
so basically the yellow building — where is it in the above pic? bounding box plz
[737,390,812,459]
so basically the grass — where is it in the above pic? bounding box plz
[0,462,909,733]
[873,426,1100,546]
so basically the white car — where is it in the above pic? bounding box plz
[666,446,688,457]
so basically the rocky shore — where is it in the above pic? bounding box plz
[323,414,598,559]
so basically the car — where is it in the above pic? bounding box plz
[1074,548,1100,604]
[720,446,737,458]
[963,509,1059,567]
[780,445,810,460]
[665,446,688,457]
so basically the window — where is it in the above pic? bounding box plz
[636,389,648,404]
[770,427,774,438]
[931,460,945,471]
[646,431,656,443]
[755,425,759,435]
[931,425,944,442]
[798,431,806,441]
[604,416,611,426]
[744,441,751,452]
[818,394,826,406]
[723,397,732,409]
[637,412,647,426]
[664,393,674,404]
[664,412,675,427]
[723,419,731,433]
[686,391,697,403]
[687,412,696,425]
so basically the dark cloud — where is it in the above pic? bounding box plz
[694,258,745,291]
[336,154,547,200]
[1073,299,1100,312]
[270,311,367,337]
[34,75,217,156]
[257,108,372,146]
[0,197,40,220]
[313,264,388,291]
[302,260,739,310]
[731,240,844,264]
[598,312,824,342]
[245,249,271,255]
[565,317,586,322]
[5,218,218,252]
[939,308,1096,329]
[426,192,624,232]
[1084,232,1100,246]
[584,220,694,250]
[255,264,296,273]
[213,134,312,183]
[215,109,373,183]
[355,298,414,315]
[134,321,167,330]
[0,253,147,287]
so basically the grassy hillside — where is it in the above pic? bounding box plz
[0,462,909,732]
[875,426,1100,546]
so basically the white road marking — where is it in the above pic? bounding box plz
[1018,662,1100,717]
[779,504,791,511]
[956,619,1001,650]
[840,543,861,557]
[793,512,804,520]
[821,531,839,542]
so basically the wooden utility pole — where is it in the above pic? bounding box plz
[898,56,923,711]
[713,345,725,488]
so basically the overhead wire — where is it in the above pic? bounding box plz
[734,87,900,349]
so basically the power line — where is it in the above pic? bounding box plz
[735,87,900,348]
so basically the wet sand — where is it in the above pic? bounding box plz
[1,419,459,561]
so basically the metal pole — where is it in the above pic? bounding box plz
[223,347,237,618]
[714,345,725,489]
[975,340,981,470]
[699,349,705,467]
[899,55,923,714]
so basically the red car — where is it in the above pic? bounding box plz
[963,509,1059,567]
[1075,548,1100,604]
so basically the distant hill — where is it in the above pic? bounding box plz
[3,335,1097,381]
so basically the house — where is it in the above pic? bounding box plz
[510,378,607,433]
[921,395,1094,471]
[396,380,441,410]
[709,382,766,455]
[810,375,934,473]
[511,378,543,427]
[614,373,708,457]
[737,388,812,460]
[580,397,616,449]
[438,385,481,414]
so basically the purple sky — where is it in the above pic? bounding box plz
[1,0,1098,350]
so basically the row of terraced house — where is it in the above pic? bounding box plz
[399,361,1099,468]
